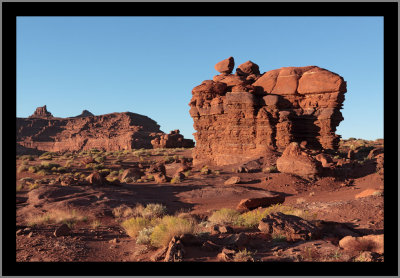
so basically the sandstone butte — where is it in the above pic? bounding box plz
[189,57,347,166]
[17,106,194,154]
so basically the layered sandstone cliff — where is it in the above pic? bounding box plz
[189,57,347,166]
[17,107,194,154]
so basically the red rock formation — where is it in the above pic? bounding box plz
[75,110,94,117]
[189,57,347,166]
[151,129,195,149]
[29,105,53,118]
[17,107,193,154]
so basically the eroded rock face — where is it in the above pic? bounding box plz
[151,129,195,149]
[189,58,347,166]
[29,105,53,119]
[17,107,193,154]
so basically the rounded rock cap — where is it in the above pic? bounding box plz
[214,57,235,74]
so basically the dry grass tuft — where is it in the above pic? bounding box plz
[150,215,197,248]
[26,209,87,227]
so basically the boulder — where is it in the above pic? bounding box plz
[214,57,234,74]
[237,60,260,76]
[121,168,143,181]
[54,224,71,237]
[276,142,321,178]
[237,194,285,211]
[258,212,318,241]
[86,172,107,186]
[224,176,241,185]
[315,153,333,167]
[339,234,383,254]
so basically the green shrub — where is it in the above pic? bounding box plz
[93,163,104,170]
[123,177,134,183]
[142,203,167,219]
[21,155,34,161]
[109,170,119,177]
[39,154,52,160]
[94,156,105,163]
[233,249,256,262]
[136,227,155,245]
[28,166,39,173]
[121,217,152,238]
[150,215,197,248]
[200,166,210,175]
[37,169,50,176]
[208,208,241,226]
[17,165,29,173]
[40,161,60,169]
[271,233,287,242]
[57,167,68,173]
[164,156,175,164]
[170,177,181,184]
[263,165,278,173]
[183,170,191,178]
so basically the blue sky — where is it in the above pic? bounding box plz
[17,16,383,140]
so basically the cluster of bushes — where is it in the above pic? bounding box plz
[207,204,317,229]
[116,203,197,247]
[18,161,71,176]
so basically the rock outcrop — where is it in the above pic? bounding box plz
[17,107,194,154]
[189,57,347,166]
[151,130,195,149]
[75,110,94,117]
[29,105,53,119]
[276,142,321,178]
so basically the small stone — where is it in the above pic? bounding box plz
[109,238,119,244]
[54,224,71,237]
[224,176,241,185]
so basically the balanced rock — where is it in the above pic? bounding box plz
[276,142,321,178]
[258,212,318,241]
[214,57,235,74]
[237,60,260,76]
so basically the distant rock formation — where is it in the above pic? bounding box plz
[75,110,94,117]
[189,57,347,166]
[151,129,195,149]
[29,105,53,118]
[17,106,194,154]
